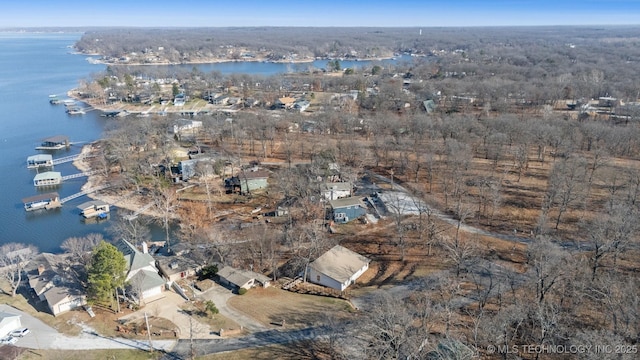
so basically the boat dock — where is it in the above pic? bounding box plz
[32,170,99,187]
[77,200,110,218]
[27,154,54,169]
[22,192,62,211]
[35,135,70,150]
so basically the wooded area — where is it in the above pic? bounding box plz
[71,26,640,359]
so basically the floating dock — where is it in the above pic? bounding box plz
[27,154,53,169]
[36,135,70,150]
[22,192,62,211]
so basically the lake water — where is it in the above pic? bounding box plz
[0,32,413,253]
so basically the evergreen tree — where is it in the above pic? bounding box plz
[87,241,126,309]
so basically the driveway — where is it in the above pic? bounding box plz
[0,304,175,351]
[119,291,218,340]
[194,283,268,332]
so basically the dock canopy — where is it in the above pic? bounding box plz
[22,192,60,211]
[36,135,69,150]
[33,171,62,186]
[27,154,53,168]
[77,200,110,218]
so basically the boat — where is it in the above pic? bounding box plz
[66,106,85,115]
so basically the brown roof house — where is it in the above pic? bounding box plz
[217,266,271,291]
[156,255,203,283]
[26,253,87,317]
[307,245,370,291]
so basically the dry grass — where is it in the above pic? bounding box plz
[227,287,355,328]
[179,300,242,334]
[17,349,158,360]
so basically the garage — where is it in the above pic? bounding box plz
[0,311,21,338]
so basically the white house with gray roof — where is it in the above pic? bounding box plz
[307,245,370,291]
[114,239,166,302]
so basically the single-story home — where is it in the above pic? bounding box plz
[329,197,366,223]
[156,255,203,283]
[0,311,21,338]
[217,266,271,291]
[26,253,87,317]
[307,245,370,291]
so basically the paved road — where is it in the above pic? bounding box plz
[0,304,176,352]
[160,325,332,360]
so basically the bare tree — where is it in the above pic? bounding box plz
[61,233,104,266]
[0,243,38,297]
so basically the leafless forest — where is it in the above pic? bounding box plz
[69,26,640,359]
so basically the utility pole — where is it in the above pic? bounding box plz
[144,312,153,352]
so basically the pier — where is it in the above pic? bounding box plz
[124,201,155,221]
[60,185,109,204]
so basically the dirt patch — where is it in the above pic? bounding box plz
[227,287,355,328]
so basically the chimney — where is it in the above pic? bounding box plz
[142,242,148,254]
[37,264,45,275]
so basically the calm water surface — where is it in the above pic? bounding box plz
[0,33,413,253]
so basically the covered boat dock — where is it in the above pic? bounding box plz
[22,192,61,211]
[77,200,110,218]
[33,171,62,187]
[27,154,53,169]
[36,135,70,150]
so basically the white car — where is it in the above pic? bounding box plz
[9,328,29,337]
[0,336,17,345]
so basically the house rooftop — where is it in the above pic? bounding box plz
[329,197,364,209]
[128,269,166,292]
[218,266,270,287]
[33,171,61,181]
[323,182,352,192]
[309,245,370,284]
[114,239,155,274]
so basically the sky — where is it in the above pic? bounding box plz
[1,0,639,28]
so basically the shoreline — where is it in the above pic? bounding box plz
[73,143,163,217]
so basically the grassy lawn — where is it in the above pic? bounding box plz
[17,349,159,360]
[228,287,355,329]
[196,340,334,360]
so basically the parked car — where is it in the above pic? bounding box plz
[0,336,17,345]
[9,328,29,337]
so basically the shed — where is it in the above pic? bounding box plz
[329,197,366,223]
[307,245,370,291]
[0,311,21,338]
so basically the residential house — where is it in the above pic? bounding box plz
[217,266,271,291]
[173,93,186,106]
[322,182,352,201]
[276,96,296,109]
[26,253,87,317]
[329,197,366,223]
[307,245,370,291]
[156,255,203,283]
[294,100,310,112]
[114,239,166,302]
[172,119,202,136]
[225,168,269,194]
